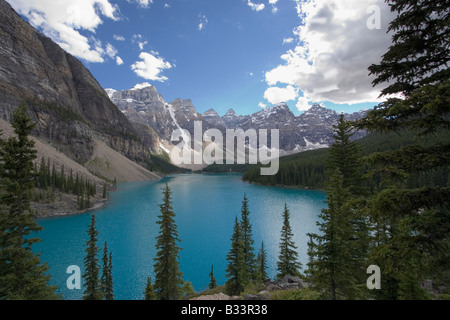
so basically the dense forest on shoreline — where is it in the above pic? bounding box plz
[242,128,449,190]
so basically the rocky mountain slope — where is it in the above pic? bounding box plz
[0,0,165,180]
[108,83,368,164]
[0,0,170,215]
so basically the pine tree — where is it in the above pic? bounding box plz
[0,102,58,299]
[277,204,301,279]
[225,216,247,296]
[101,242,114,300]
[102,183,108,199]
[354,0,450,299]
[180,280,196,299]
[256,241,268,282]
[209,264,217,289]
[307,170,358,299]
[82,214,103,300]
[153,183,183,300]
[327,114,364,195]
[240,194,256,282]
[144,277,157,300]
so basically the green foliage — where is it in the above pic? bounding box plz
[180,280,196,299]
[306,115,370,300]
[242,148,328,188]
[209,264,217,289]
[101,242,114,300]
[0,102,58,299]
[255,242,268,282]
[153,183,183,300]
[225,195,259,295]
[143,277,157,300]
[277,204,301,279]
[148,153,190,174]
[353,0,450,300]
[82,214,103,300]
[33,156,101,210]
[225,216,247,296]
[269,288,321,300]
[240,195,256,282]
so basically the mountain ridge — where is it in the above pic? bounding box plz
[107,85,368,163]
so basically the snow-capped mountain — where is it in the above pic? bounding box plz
[107,85,368,164]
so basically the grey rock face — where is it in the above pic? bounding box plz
[0,0,157,166]
[109,85,368,155]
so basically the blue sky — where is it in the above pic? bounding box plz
[9,0,395,116]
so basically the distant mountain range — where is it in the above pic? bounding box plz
[0,0,368,177]
[107,83,368,167]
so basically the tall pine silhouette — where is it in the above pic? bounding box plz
[0,102,58,299]
[83,214,103,300]
[354,0,450,299]
[153,183,183,300]
[277,204,301,279]
[225,216,247,296]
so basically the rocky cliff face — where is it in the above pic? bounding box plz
[108,84,367,157]
[0,0,157,169]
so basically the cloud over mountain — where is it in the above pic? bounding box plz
[264,0,397,111]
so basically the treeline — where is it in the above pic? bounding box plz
[32,157,112,210]
[242,129,449,190]
[243,148,328,188]
[0,102,59,299]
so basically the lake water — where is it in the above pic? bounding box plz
[34,173,326,300]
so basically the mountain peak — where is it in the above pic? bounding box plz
[224,108,237,116]
[203,108,219,116]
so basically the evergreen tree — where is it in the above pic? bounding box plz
[153,183,183,300]
[225,216,247,296]
[180,280,196,299]
[144,277,157,300]
[307,170,359,300]
[101,242,114,300]
[256,241,268,282]
[277,204,301,279]
[82,214,103,300]
[354,0,450,299]
[208,264,217,289]
[327,114,364,195]
[0,102,58,299]
[102,183,108,199]
[240,194,256,281]
[306,112,370,299]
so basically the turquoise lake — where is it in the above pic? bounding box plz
[34,173,326,300]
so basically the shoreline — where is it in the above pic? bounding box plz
[34,174,165,219]
[241,177,326,192]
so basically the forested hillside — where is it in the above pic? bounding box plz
[242,128,450,189]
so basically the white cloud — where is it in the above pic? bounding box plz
[105,43,118,58]
[113,34,125,41]
[296,95,312,111]
[131,0,153,8]
[132,34,148,50]
[258,102,267,109]
[264,85,299,104]
[247,1,265,12]
[9,0,120,63]
[198,14,208,31]
[268,0,278,13]
[131,51,173,82]
[282,38,294,45]
[265,0,396,107]
[116,56,124,65]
